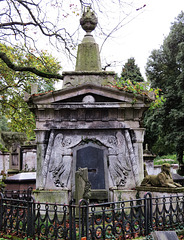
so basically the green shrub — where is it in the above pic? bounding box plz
[154,154,178,165]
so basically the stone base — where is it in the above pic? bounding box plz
[33,189,70,204]
[110,189,138,202]
[136,187,184,213]
[136,186,184,194]
[62,71,115,88]
[110,187,184,203]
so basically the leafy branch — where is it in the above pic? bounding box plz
[0,51,63,80]
[110,77,165,109]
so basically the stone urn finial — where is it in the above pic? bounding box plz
[80,7,98,34]
[75,7,101,72]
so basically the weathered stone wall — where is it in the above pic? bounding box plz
[27,82,150,203]
[36,128,145,199]
[146,164,178,175]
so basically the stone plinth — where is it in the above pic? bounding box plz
[136,186,184,214]
[75,39,101,71]
[33,189,70,205]
[136,186,184,194]
[110,189,138,202]
[62,71,115,88]
[151,231,179,240]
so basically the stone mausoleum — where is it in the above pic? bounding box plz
[26,8,152,204]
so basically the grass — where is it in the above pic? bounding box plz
[154,154,178,165]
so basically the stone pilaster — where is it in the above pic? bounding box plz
[35,130,48,189]
[133,128,145,185]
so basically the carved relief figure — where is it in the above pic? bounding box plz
[108,131,132,187]
[48,134,72,188]
[141,163,182,188]
[42,130,55,188]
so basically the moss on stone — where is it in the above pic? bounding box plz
[33,189,69,204]
[75,42,101,71]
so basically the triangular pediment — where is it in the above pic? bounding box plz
[28,83,152,106]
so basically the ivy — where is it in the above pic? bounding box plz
[110,77,165,109]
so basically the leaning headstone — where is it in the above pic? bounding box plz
[151,231,179,240]
[75,167,91,203]
[75,167,91,225]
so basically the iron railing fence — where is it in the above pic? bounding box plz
[0,188,34,238]
[2,187,32,201]
[33,201,75,239]
[0,189,183,239]
[79,197,146,239]
[151,194,184,231]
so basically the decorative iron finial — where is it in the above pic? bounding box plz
[80,7,98,34]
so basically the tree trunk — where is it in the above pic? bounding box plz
[177,145,184,175]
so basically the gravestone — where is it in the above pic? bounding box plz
[151,231,179,240]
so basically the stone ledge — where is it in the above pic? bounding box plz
[90,189,108,200]
[136,186,184,193]
[62,71,115,76]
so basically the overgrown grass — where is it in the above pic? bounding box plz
[154,154,178,165]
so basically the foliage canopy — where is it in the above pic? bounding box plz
[145,11,184,173]
[0,43,62,139]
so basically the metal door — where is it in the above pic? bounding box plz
[76,146,105,189]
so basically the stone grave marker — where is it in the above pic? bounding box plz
[75,167,91,203]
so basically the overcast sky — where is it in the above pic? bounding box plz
[101,0,184,78]
[54,0,184,88]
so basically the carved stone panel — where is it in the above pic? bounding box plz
[43,132,73,189]
[41,128,140,192]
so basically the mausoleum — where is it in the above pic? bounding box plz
[26,8,153,203]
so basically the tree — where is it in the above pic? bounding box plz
[145,11,184,174]
[111,57,147,101]
[0,43,62,139]
[0,0,146,75]
[121,57,144,82]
